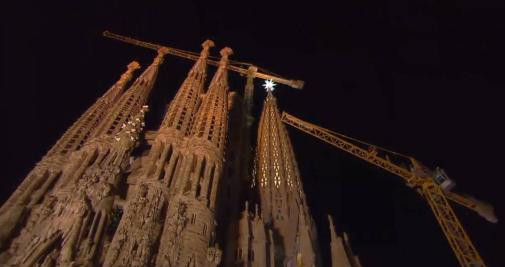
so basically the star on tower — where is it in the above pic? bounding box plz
[263,79,277,92]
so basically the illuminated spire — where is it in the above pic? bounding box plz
[256,92,303,218]
[190,47,233,149]
[94,50,166,137]
[155,47,233,267]
[0,61,141,249]
[255,92,318,261]
[48,61,140,155]
[160,40,214,135]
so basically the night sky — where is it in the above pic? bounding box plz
[1,1,504,266]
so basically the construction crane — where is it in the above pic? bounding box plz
[280,112,497,267]
[102,31,304,89]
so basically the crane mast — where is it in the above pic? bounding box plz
[281,111,492,267]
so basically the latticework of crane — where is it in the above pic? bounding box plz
[280,112,495,267]
[102,31,304,89]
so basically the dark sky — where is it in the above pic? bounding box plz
[1,1,504,266]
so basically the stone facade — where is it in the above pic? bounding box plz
[0,40,360,266]
[0,61,140,251]
[0,49,164,265]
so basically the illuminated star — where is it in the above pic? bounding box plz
[263,79,277,92]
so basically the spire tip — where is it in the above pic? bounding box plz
[127,61,141,70]
[202,39,215,49]
[328,214,335,228]
[220,47,233,57]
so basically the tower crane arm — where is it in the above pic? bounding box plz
[280,112,496,222]
[102,31,304,89]
[280,111,495,267]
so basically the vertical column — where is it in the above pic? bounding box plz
[156,47,233,267]
[254,92,319,263]
[100,51,168,267]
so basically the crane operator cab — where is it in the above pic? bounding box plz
[408,158,456,191]
[432,167,456,191]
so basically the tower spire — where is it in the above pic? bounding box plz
[156,47,233,267]
[0,61,140,249]
[160,39,214,134]
[93,50,166,137]
[2,106,149,266]
[104,42,215,267]
[255,91,318,261]
[189,47,233,150]
[0,61,140,214]
[48,61,141,155]
[143,39,214,190]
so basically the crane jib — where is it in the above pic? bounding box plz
[280,111,489,267]
[102,31,304,89]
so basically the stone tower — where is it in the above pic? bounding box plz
[103,40,214,267]
[0,49,166,266]
[251,91,319,266]
[0,60,140,251]
[0,37,361,266]
[155,47,233,267]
